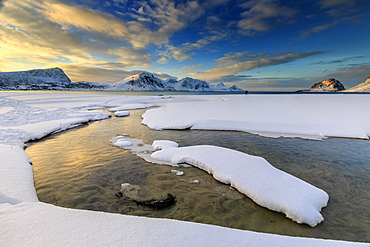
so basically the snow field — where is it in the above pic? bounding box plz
[142,94,370,140]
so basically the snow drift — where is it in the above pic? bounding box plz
[151,142,329,227]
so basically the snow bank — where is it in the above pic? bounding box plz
[151,142,329,227]
[153,140,179,150]
[0,144,38,204]
[142,94,370,140]
[3,202,365,247]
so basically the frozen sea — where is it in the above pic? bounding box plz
[27,106,370,242]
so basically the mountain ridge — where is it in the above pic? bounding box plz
[2,67,369,92]
[110,72,244,92]
[0,68,244,92]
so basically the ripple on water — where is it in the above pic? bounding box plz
[26,109,370,242]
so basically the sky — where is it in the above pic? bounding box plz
[0,0,369,91]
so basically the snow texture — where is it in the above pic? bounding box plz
[151,143,329,227]
[0,91,368,246]
[114,111,130,117]
[142,94,370,140]
[153,140,179,150]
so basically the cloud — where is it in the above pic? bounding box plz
[0,1,98,69]
[300,0,369,39]
[216,74,252,83]
[156,29,229,63]
[190,51,323,81]
[300,22,339,39]
[0,0,159,79]
[320,0,362,16]
[134,0,205,45]
[41,1,153,48]
[311,56,365,65]
[238,0,297,36]
[0,0,217,78]
[181,65,202,70]
[215,51,289,67]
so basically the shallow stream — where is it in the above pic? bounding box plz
[26,108,370,242]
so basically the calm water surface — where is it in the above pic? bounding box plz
[26,108,370,242]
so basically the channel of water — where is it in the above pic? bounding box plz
[26,108,370,242]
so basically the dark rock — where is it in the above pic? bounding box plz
[134,193,176,210]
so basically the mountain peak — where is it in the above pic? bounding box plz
[0,67,71,85]
[113,72,244,92]
[299,78,345,92]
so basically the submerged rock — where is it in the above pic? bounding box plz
[134,193,176,210]
[116,183,141,198]
[115,183,176,210]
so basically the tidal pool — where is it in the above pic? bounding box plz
[26,108,370,242]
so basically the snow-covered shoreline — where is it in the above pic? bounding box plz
[142,94,370,140]
[1,91,369,246]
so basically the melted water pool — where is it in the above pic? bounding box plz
[26,109,370,242]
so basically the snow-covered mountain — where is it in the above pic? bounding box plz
[112,72,244,92]
[0,68,244,92]
[298,78,345,92]
[344,76,370,92]
[0,68,108,90]
[0,67,71,84]
[112,72,170,91]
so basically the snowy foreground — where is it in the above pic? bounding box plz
[1,91,369,246]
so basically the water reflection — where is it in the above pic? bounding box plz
[26,109,370,242]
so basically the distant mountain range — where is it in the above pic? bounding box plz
[0,68,244,92]
[112,72,243,91]
[1,67,369,92]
